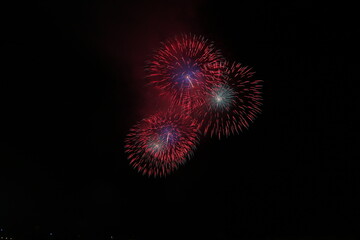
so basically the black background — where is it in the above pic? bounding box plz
[1,0,358,239]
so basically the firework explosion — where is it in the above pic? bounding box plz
[124,112,199,177]
[192,61,263,138]
[124,34,262,177]
[146,34,223,108]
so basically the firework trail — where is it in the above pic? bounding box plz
[146,34,224,109]
[124,111,199,177]
[192,61,263,138]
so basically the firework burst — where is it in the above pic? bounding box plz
[124,33,264,176]
[124,111,199,177]
[146,34,223,109]
[193,61,263,138]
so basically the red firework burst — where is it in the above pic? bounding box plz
[124,111,199,177]
[192,61,263,138]
[146,34,223,109]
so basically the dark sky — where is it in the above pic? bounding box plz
[1,1,358,239]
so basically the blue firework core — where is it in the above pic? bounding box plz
[209,84,236,110]
[158,125,180,145]
[172,61,201,88]
[147,125,180,153]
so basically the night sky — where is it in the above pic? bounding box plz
[1,1,358,239]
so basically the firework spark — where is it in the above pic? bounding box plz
[193,61,263,138]
[146,34,223,109]
[124,111,199,177]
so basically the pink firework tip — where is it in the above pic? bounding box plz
[146,33,224,108]
[193,61,263,138]
[124,111,199,177]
